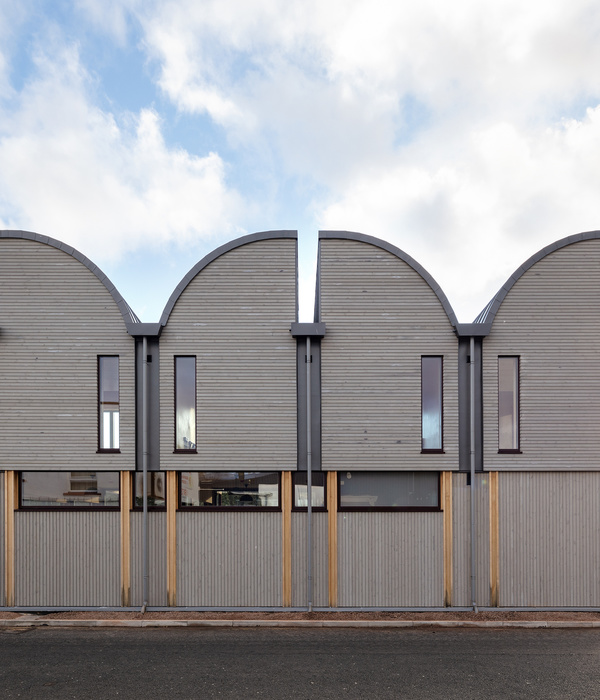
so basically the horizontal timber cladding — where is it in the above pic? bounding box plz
[291,513,328,607]
[14,511,120,606]
[159,237,297,471]
[177,512,282,607]
[131,512,167,607]
[337,512,443,607]
[451,473,491,607]
[483,238,600,470]
[319,237,458,471]
[0,238,135,471]
[499,472,600,607]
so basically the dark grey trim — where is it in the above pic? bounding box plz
[135,336,160,471]
[290,322,326,338]
[128,323,162,337]
[159,231,298,327]
[458,337,484,472]
[474,230,600,325]
[318,231,459,327]
[296,338,322,472]
[455,323,491,337]
[0,230,140,327]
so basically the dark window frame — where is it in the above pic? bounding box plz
[97,355,121,454]
[174,356,197,454]
[421,355,444,454]
[178,471,282,512]
[291,471,328,512]
[337,471,441,513]
[19,471,121,512]
[498,355,522,454]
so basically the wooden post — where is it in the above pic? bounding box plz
[282,472,292,607]
[120,471,131,607]
[4,471,16,607]
[489,471,500,607]
[327,471,338,607]
[442,471,453,607]
[167,471,177,607]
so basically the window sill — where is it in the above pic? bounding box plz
[173,449,198,454]
[421,449,445,454]
[97,449,121,454]
[498,449,522,454]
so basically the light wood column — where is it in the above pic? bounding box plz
[442,472,453,607]
[120,472,131,607]
[489,471,500,607]
[167,471,177,607]
[4,471,16,607]
[282,472,292,607]
[327,471,338,607]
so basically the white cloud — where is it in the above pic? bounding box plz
[0,42,245,264]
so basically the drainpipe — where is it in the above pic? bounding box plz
[306,337,313,613]
[470,336,478,613]
[141,336,149,614]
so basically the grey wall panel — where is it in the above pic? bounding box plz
[0,238,135,471]
[131,512,167,607]
[291,513,328,607]
[452,473,490,607]
[483,239,600,470]
[177,513,282,607]
[159,238,297,471]
[0,474,4,605]
[499,472,600,607]
[14,512,120,606]
[319,238,459,471]
[337,512,443,607]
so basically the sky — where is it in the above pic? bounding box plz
[1,0,600,323]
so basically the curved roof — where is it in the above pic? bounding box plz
[474,230,600,325]
[159,230,297,327]
[0,230,140,327]
[318,230,459,328]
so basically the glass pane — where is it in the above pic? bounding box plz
[422,357,442,450]
[180,472,279,507]
[339,471,439,508]
[21,472,120,507]
[175,357,196,450]
[99,356,119,449]
[293,472,326,508]
[499,357,519,450]
[134,472,166,508]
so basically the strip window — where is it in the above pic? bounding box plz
[292,472,327,511]
[421,356,443,452]
[133,472,166,510]
[179,472,280,510]
[338,471,440,511]
[175,356,196,452]
[20,471,120,510]
[498,356,520,452]
[98,356,120,452]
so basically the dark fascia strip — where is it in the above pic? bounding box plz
[318,231,459,329]
[127,322,163,337]
[290,322,326,338]
[454,323,491,338]
[159,230,298,327]
[473,230,600,326]
[0,230,140,328]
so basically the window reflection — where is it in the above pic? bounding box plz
[21,472,120,508]
[180,472,279,508]
[422,356,442,450]
[175,357,196,450]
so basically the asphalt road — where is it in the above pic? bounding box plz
[0,627,599,699]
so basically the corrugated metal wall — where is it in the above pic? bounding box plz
[291,513,328,607]
[0,474,4,606]
[177,512,282,607]
[452,473,490,607]
[499,472,600,606]
[159,238,297,472]
[319,237,459,472]
[131,513,167,607]
[0,238,135,471]
[337,512,443,607]
[483,239,600,470]
[14,512,120,606]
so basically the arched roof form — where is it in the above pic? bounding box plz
[0,230,140,327]
[475,230,600,325]
[159,230,297,327]
[318,231,459,328]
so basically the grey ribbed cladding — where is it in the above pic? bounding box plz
[0,230,141,327]
[473,230,600,325]
[318,231,459,328]
[158,230,297,327]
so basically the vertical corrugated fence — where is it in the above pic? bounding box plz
[291,513,328,607]
[131,512,167,607]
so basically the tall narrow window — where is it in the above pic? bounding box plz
[498,356,520,451]
[175,356,196,451]
[99,356,119,451]
[421,356,443,451]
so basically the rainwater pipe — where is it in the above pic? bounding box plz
[469,336,478,613]
[141,336,149,614]
[306,337,313,613]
